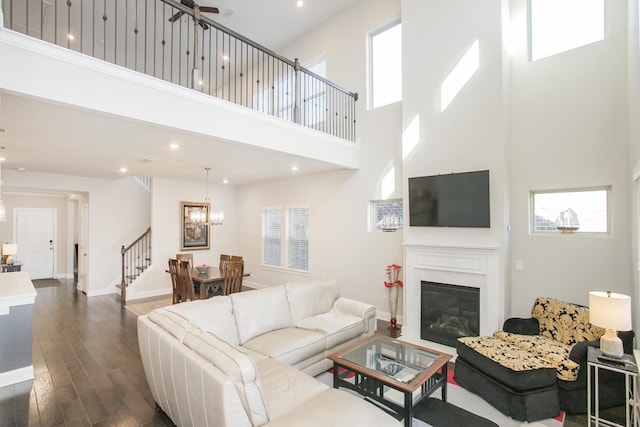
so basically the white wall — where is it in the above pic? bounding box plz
[3,169,150,295]
[401,0,510,314]
[128,176,237,300]
[628,0,640,334]
[235,0,404,319]
[508,0,632,316]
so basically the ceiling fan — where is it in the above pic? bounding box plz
[168,0,219,30]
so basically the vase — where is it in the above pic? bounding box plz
[387,283,400,330]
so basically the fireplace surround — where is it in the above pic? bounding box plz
[402,243,504,353]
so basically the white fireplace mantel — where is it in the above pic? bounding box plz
[401,243,504,353]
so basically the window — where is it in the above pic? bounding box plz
[262,209,281,266]
[369,21,402,109]
[262,207,309,271]
[530,187,610,234]
[530,0,605,61]
[371,199,403,232]
[252,56,326,127]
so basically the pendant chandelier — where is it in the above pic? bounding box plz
[190,167,224,226]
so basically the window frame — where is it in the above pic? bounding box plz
[261,205,310,274]
[529,186,612,236]
[367,18,402,110]
[369,199,404,232]
[528,0,607,62]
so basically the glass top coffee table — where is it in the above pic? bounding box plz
[328,335,452,427]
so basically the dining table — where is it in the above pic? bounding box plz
[191,267,250,299]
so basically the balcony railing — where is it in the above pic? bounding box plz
[1,0,358,141]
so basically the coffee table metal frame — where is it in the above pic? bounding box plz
[328,335,452,427]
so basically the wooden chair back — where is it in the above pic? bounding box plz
[230,255,243,262]
[176,253,194,269]
[178,259,198,301]
[223,260,244,296]
[219,254,231,271]
[168,258,182,304]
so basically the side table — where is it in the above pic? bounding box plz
[587,346,638,427]
[0,263,22,273]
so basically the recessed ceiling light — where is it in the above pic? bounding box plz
[222,179,229,184]
[67,33,74,40]
[120,167,128,173]
[291,165,298,171]
[170,143,179,150]
[296,0,304,7]
[0,157,5,162]
[223,55,229,61]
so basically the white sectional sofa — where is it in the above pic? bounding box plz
[137,278,400,427]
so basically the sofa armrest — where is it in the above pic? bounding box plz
[332,298,376,334]
[620,330,635,354]
[502,317,540,335]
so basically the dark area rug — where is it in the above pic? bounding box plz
[414,397,499,427]
[32,279,62,288]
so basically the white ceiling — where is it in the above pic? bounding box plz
[0,0,361,185]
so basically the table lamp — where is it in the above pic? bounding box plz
[589,291,632,358]
[2,243,17,265]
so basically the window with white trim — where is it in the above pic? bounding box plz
[369,20,402,109]
[370,199,403,232]
[530,0,605,61]
[262,207,309,271]
[530,187,610,234]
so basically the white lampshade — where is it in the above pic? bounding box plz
[589,291,632,331]
[2,243,17,257]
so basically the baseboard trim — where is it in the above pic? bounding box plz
[0,365,34,388]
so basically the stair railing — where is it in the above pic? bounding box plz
[1,0,358,141]
[120,227,152,303]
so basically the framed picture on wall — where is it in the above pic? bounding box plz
[180,201,210,251]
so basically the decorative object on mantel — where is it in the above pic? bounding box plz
[384,264,403,330]
[554,208,579,233]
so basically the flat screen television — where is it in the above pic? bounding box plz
[408,170,490,228]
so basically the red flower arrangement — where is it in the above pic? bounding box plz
[384,264,403,288]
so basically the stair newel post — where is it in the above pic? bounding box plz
[120,245,126,304]
[294,58,301,125]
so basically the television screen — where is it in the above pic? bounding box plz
[408,170,490,228]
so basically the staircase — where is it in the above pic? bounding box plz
[119,227,152,303]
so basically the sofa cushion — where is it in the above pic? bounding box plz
[493,331,580,381]
[296,311,365,349]
[531,297,604,346]
[166,297,240,345]
[183,330,269,426]
[457,336,558,388]
[285,279,340,325]
[232,286,294,344]
[147,308,201,342]
[242,328,326,366]
[254,357,328,421]
[264,388,402,427]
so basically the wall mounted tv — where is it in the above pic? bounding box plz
[408,170,490,228]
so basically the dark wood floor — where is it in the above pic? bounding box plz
[0,279,172,426]
[0,279,627,426]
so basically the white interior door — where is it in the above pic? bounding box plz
[78,203,89,293]
[15,208,56,280]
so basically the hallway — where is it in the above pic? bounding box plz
[0,279,171,426]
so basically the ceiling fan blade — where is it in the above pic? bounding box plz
[199,7,220,14]
[168,11,184,23]
[199,21,210,30]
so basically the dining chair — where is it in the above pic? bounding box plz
[230,255,243,262]
[178,259,199,301]
[219,254,231,271]
[176,253,194,269]
[168,258,182,304]
[223,260,244,296]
